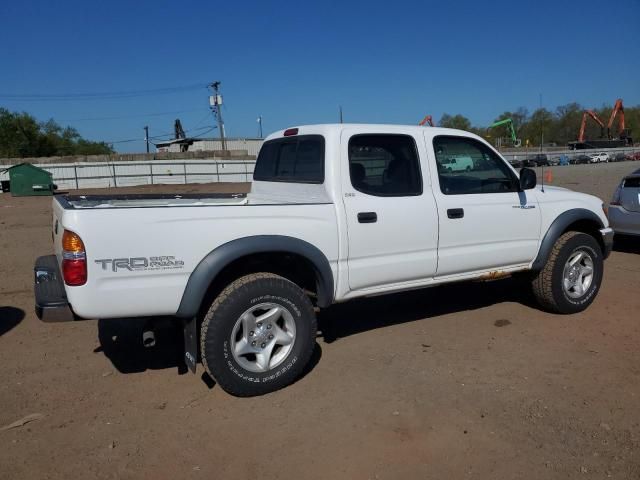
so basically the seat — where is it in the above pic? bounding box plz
[350,163,366,189]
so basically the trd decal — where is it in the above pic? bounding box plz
[95,256,185,272]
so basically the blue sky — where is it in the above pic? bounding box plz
[1,0,638,152]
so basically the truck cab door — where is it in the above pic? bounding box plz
[341,129,439,291]
[426,134,541,277]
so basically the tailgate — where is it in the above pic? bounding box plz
[620,177,640,213]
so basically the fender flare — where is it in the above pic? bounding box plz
[531,208,604,271]
[175,235,335,318]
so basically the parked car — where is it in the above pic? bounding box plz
[526,154,550,167]
[589,152,610,163]
[440,155,474,172]
[548,156,561,166]
[508,158,524,168]
[609,168,640,237]
[570,154,591,165]
[35,124,613,396]
[612,152,627,162]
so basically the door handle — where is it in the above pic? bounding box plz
[447,208,464,219]
[357,212,377,223]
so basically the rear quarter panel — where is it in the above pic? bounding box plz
[59,204,338,318]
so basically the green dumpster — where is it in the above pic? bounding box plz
[1,163,57,197]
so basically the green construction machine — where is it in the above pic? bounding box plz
[488,118,521,148]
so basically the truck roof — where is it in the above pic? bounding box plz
[264,124,481,142]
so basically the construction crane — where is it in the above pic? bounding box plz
[578,110,605,143]
[418,115,434,127]
[174,119,186,139]
[488,118,521,147]
[607,98,631,141]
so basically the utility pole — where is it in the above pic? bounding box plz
[257,115,263,138]
[144,126,149,153]
[209,81,226,151]
[539,93,543,151]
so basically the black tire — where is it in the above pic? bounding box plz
[200,273,317,397]
[531,231,603,314]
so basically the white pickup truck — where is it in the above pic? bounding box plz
[35,124,613,396]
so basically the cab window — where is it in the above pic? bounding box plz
[253,135,324,183]
[433,136,518,195]
[348,134,422,197]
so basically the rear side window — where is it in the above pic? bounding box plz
[348,134,422,196]
[253,135,325,184]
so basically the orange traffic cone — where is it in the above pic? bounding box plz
[544,170,553,183]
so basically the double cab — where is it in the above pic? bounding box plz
[35,124,613,396]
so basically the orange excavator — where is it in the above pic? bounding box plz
[570,99,633,149]
[607,98,631,140]
[578,110,605,142]
[418,115,434,127]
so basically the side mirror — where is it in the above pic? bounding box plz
[519,167,537,190]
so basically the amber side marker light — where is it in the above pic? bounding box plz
[61,230,87,286]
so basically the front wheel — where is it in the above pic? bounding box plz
[200,273,317,396]
[531,231,604,314]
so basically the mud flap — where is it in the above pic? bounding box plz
[183,316,197,374]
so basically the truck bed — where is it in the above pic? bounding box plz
[56,193,248,209]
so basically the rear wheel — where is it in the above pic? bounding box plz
[531,231,603,314]
[200,273,317,396]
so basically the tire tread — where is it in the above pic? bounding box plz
[531,231,581,313]
[200,272,316,397]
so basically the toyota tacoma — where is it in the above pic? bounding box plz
[34,124,614,396]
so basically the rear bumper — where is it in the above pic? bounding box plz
[34,255,74,322]
[600,227,614,259]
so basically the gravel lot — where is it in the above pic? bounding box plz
[1,162,639,479]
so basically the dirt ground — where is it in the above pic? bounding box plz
[1,163,640,479]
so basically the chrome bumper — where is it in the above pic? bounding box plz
[34,255,74,322]
[600,227,614,259]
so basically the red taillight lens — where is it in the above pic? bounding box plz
[62,258,87,286]
[61,229,87,286]
[610,185,622,206]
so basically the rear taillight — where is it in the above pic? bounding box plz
[610,185,622,206]
[61,230,87,286]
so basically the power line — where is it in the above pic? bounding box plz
[60,107,209,122]
[105,138,141,144]
[0,82,208,101]
[148,125,213,140]
[190,127,216,139]
[105,125,215,146]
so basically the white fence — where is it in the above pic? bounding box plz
[1,159,256,190]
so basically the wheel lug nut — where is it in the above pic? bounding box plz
[266,324,272,330]
[249,331,254,336]
[268,334,274,340]
[251,341,256,346]
[261,343,266,348]
[257,322,262,328]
